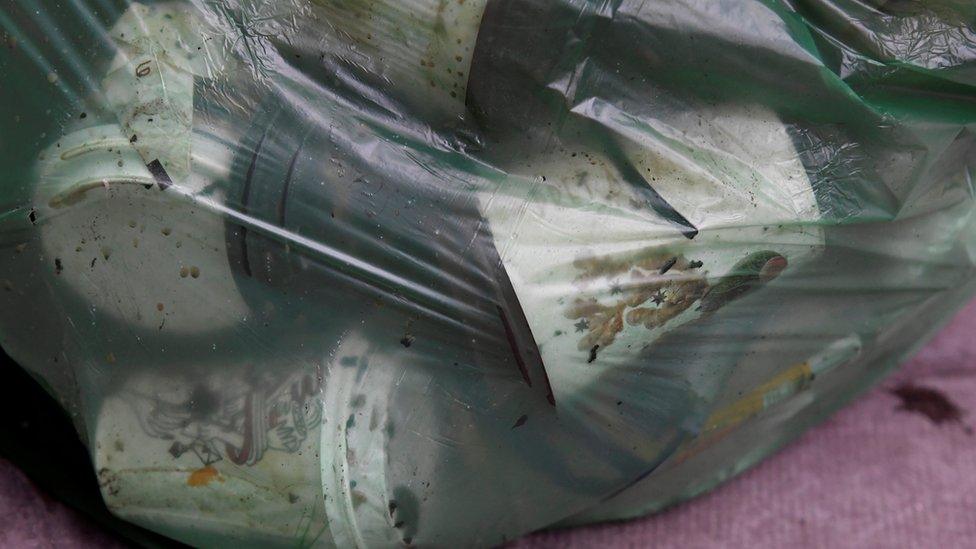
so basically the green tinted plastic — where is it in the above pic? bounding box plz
[1,0,975,546]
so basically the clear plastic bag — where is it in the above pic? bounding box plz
[1,1,975,546]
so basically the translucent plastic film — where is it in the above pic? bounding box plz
[1,0,975,546]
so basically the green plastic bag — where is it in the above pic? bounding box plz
[1,0,975,546]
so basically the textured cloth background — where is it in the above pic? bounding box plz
[4,300,976,548]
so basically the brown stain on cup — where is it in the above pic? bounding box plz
[187,465,223,487]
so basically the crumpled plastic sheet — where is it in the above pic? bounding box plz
[0,0,974,547]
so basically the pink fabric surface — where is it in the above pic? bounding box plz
[0,459,124,548]
[4,300,976,548]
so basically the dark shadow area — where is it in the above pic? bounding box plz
[0,348,183,548]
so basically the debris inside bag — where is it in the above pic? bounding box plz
[2,0,976,547]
